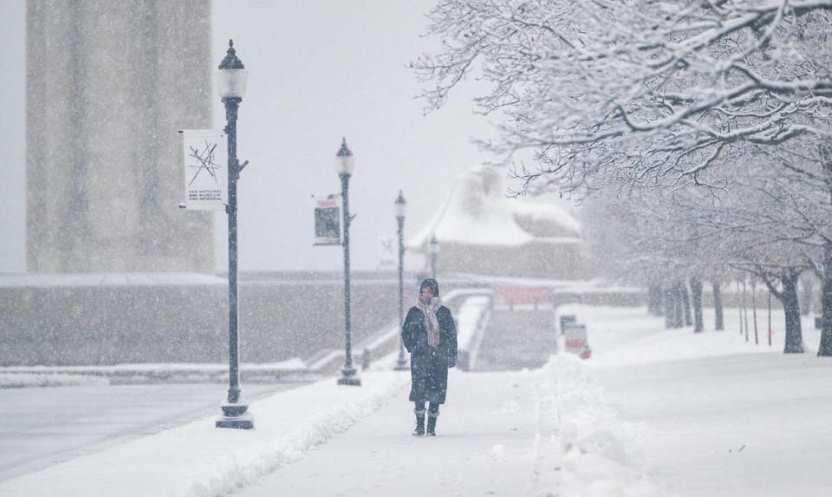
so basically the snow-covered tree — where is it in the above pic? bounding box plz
[415,0,832,190]
[416,0,832,354]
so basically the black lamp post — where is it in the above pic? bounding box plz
[216,40,253,429]
[430,233,440,279]
[336,138,361,386]
[394,191,409,371]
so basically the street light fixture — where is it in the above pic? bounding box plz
[430,233,440,279]
[336,138,361,386]
[394,191,409,371]
[216,39,253,429]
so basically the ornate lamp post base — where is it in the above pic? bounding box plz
[216,403,254,429]
[337,367,362,386]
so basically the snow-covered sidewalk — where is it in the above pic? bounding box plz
[233,369,546,497]
[233,360,655,497]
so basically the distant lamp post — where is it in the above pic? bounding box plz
[430,234,440,279]
[336,138,361,386]
[394,191,409,371]
[216,40,253,429]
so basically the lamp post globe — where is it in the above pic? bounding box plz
[217,40,248,100]
[335,137,355,176]
[337,138,361,386]
[394,190,409,371]
[216,39,253,429]
[430,233,440,279]
[395,190,407,220]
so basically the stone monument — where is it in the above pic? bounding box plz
[26,0,213,272]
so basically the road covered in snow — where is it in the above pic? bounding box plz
[0,383,296,482]
[1,304,830,497]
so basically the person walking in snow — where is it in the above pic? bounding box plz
[401,278,457,436]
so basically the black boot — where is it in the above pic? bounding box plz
[427,413,438,436]
[413,409,426,436]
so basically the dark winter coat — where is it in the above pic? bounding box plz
[402,305,458,404]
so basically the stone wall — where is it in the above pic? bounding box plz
[0,272,426,366]
[436,240,590,280]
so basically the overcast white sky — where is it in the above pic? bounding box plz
[0,0,495,273]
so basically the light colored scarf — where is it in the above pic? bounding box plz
[417,297,441,348]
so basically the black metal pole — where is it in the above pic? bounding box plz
[431,251,437,279]
[394,213,408,370]
[338,173,360,385]
[216,95,252,429]
[225,97,241,404]
[342,173,352,370]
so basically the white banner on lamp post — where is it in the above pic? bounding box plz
[182,129,228,210]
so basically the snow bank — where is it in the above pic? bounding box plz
[0,372,408,497]
[0,373,108,388]
[1,359,310,387]
[534,355,667,497]
[3,359,307,374]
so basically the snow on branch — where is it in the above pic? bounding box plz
[414,0,832,193]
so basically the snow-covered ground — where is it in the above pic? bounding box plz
[563,304,832,497]
[0,383,295,482]
[2,305,830,496]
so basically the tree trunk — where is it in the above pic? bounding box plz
[737,280,745,336]
[681,282,693,326]
[690,277,704,333]
[672,282,685,328]
[768,288,773,347]
[800,272,814,316]
[742,279,749,342]
[713,280,724,331]
[647,283,663,316]
[663,286,674,329]
[751,279,759,345]
[781,271,805,354]
[819,245,832,356]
